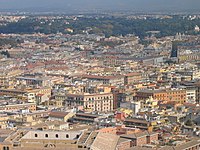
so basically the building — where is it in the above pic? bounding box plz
[194,81,200,103]
[16,76,50,87]
[124,72,142,85]
[63,92,114,112]
[178,53,200,63]
[171,41,179,58]
[116,138,132,150]
[77,74,125,86]
[90,132,119,150]
[0,89,26,96]
[0,69,23,87]
[141,97,158,109]
[124,118,153,132]
[17,130,83,150]
[49,111,74,122]
[194,25,200,32]
[0,103,36,112]
[136,89,186,104]
[120,131,158,147]
[141,56,164,65]
[97,125,141,135]
[26,87,51,104]
[185,86,196,103]
[72,113,100,124]
[0,129,132,150]
[159,138,200,150]
[130,101,141,115]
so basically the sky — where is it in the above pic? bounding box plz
[0,0,200,13]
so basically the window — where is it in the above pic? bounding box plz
[66,134,69,138]
[45,134,48,138]
[35,134,38,137]
[55,134,59,138]
[3,147,10,150]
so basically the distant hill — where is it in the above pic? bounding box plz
[0,0,200,13]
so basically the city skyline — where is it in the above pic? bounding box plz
[0,1,200,149]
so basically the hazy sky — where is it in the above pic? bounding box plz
[0,0,200,12]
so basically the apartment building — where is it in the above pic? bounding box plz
[120,131,158,147]
[78,74,125,86]
[25,87,51,104]
[0,103,36,112]
[124,72,142,85]
[136,88,186,104]
[65,92,114,112]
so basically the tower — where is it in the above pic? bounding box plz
[171,41,179,58]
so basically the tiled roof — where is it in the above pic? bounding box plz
[91,132,119,150]
[49,111,69,118]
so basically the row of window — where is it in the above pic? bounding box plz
[68,96,113,101]
[35,133,69,138]
[87,96,112,101]
[156,94,185,97]
[87,100,111,104]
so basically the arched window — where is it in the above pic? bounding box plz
[3,147,9,150]
[66,134,69,138]
[55,134,59,138]
[35,134,38,137]
[45,134,48,138]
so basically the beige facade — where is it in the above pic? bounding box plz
[26,87,51,104]
[65,93,114,112]
[0,69,23,87]
[124,72,142,85]
[0,130,84,150]
[0,103,36,112]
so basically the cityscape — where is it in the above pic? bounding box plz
[0,1,200,150]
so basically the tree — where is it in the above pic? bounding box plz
[1,50,10,58]
[185,119,194,126]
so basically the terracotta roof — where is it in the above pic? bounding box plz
[79,74,124,80]
[49,111,69,118]
[125,72,141,77]
[91,133,119,150]
[120,131,157,139]
[127,147,155,150]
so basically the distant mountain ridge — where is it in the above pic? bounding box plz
[0,0,200,13]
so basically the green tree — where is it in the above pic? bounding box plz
[185,119,194,126]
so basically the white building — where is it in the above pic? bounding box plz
[130,101,141,115]
[194,25,200,32]
[186,88,196,104]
